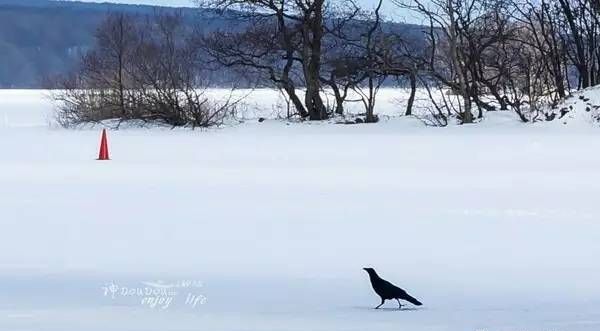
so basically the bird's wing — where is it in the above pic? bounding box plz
[380,279,408,296]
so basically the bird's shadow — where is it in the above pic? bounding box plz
[384,307,421,311]
[353,306,424,312]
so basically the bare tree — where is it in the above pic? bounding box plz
[353,0,385,123]
[202,20,310,118]
[395,0,598,123]
[322,0,418,119]
[53,12,238,128]
[200,0,329,120]
[396,0,492,123]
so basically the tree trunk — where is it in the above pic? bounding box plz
[330,84,344,115]
[365,75,377,123]
[447,0,473,123]
[302,0,327,120]
[283,83,308,118]
[405,71,417,116]
[558,0,589,88]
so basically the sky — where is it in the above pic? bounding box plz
[76,0,196,6]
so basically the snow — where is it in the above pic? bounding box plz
[545,87,600,127]
[1,89,600,331]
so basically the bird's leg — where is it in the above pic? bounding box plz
[396,299,403,310]
[375,298,385,309]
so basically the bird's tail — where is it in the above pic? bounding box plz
[405,294,422,306]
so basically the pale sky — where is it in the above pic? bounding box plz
[76,0,197,6]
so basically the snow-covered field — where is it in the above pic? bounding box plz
[1,89,600,331]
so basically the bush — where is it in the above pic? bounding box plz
[52,12,237,128]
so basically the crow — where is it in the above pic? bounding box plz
[363,267,423,309]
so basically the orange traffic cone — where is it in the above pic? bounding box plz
[97,128,110,160]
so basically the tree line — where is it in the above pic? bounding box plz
[398,0,600,124]
[53,0,600,127]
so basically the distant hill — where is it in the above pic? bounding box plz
[0,0,227,88]
[0,0,425,88]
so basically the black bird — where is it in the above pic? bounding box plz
[363,267,423,309]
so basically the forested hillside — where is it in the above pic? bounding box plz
[0,1,229,87]
[0,0,422,88]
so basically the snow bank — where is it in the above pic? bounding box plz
[542,85,600,127]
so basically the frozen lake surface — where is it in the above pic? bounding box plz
[1,90,600,331]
